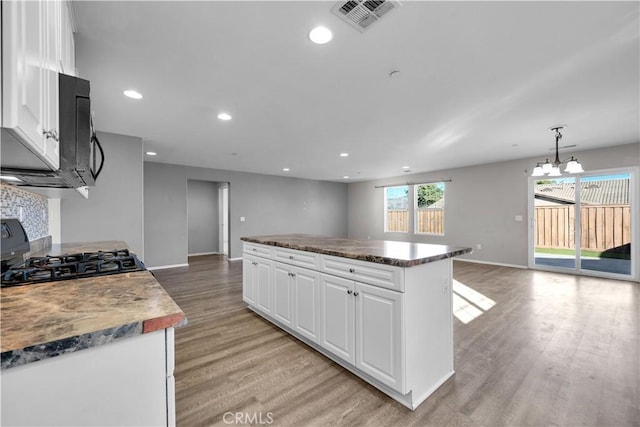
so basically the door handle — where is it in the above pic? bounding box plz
[353,291,359,296]
[347,289,353,295]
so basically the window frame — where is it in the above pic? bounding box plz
[414,182,445,236]
[383,185,410,233]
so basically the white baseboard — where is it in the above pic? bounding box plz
[147,263,189,271]
[227,257,243,262]
[455,258,527,269]
[188,251,219,256]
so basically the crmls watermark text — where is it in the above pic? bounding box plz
[223,411,274,425]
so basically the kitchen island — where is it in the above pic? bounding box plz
[240,234,472,410]
[0,241,186,427]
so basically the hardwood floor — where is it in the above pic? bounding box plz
[153,256,639,426]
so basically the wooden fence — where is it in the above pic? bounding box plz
[534,204,631,251]
[386,209,444,234]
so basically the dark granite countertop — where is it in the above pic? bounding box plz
[1,241,186,370]
[241,234,472,267]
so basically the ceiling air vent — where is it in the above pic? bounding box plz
[331,0,402,32]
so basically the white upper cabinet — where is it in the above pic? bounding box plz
[59,2,76,76]
[2,0,75,170]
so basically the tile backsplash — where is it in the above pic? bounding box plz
[1,184,49,241]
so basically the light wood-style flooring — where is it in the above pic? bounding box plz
[153,255,639,426]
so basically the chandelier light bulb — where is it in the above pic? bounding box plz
[548,166,562,177]
[565,157,584,174]
[531,165,545,177]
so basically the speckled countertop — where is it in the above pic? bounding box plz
[1,241,186,370]
[241,234,472,267]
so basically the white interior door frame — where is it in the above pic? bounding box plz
[218,184,229,257]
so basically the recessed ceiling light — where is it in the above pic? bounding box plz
[217,112,232,121]
[340,153,349,157]
[309,26,333,44]
[402,165,410,169]
[123,90,143,99]
[283,168,290,172]
[146,151,157,156]
[343,176,350,179]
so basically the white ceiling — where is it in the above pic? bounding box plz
[73,1,639,182]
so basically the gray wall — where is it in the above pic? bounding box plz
[187,180,219,255]
[144,162,349,268]
[348,143,640,267]
[61,131,144,257]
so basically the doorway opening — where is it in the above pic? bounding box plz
[528,168,638,281]
[187,180,230,260]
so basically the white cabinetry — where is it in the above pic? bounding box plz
[320,274,354,363]
[291,266,320,343]
[242,254,272,313]
[242,241,454,410]
[1,329,175,426]
[320,274,404,391]
[355,281,404,392]
[1,0,75,170]
[272,263,294,327]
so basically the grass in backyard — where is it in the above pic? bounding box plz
[535,247,631,260]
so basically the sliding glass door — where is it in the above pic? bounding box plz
[530,168,637,281]
[533,177,577,270]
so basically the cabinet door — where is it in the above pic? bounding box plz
[292,268,320,343]
[60,1,76,75]
[43,0,60,169]
[242,258,256,306]
[355,282,404,393]
[2,0,47,154]
[272,263,294,328]
[319,274,355,364]
[255,259,272,314]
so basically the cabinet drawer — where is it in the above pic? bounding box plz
[321,255,404,292]
[273,247,320,269]
[243,242,273,258]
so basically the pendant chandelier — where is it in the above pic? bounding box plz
[531,125,584,177]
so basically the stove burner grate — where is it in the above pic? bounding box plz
[1,249,146,288]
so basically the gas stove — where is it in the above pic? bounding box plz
[1,249,146,288]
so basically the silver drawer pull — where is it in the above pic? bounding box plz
[349,268,355,273]
[252,248,257,251]
[252,262,258,266]
[289,255,294,259]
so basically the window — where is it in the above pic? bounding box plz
[415,182,445,235]
[384,185,409,232]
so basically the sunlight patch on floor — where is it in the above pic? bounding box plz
[452,279,496,324]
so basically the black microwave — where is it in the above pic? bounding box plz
[0,73,104,188]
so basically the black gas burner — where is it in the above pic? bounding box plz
[1,249,146,288]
